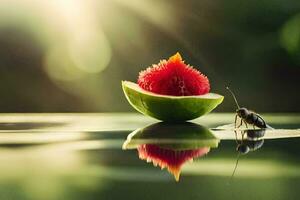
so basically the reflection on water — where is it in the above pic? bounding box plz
[235,129,265,155]
[123,123,217,181]
[123,122,300,182]
[231,129,266,180]
[137,144,209,181]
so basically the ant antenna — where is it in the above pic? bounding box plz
[226,87,240,109]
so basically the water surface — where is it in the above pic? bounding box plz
[0,113,299,200]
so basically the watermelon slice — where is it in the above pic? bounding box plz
[122,53,223,121]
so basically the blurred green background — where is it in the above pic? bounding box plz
[0,0,299,113]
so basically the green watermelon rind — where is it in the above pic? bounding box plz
[122,81,224,122]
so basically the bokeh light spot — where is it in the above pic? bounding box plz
[280,14,300,56]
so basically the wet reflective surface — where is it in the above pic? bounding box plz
[0,113,299,200]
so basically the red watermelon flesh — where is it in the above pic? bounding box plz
[138,53,210,96]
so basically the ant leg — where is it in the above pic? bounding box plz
[243,121,248,128]
[237,118,243,128]
[234,115,238,128]
[253,125,255,130]
[241,130,246,140]
[234,130,239,144]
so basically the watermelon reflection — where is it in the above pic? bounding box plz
[123,122,220,181]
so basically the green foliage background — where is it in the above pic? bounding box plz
[0,0,299,112]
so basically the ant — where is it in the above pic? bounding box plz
[226,87,267,129]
